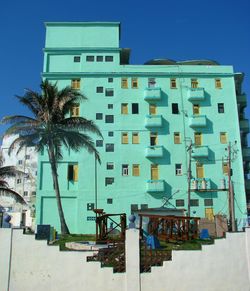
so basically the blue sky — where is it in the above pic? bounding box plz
[0,0,249,141]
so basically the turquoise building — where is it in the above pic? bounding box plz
[37,22,249,233]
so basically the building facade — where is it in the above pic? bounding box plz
[36,22,249,234]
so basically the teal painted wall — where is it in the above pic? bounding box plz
[37,23,248,234]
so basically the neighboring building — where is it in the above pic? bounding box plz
[0,135,38,227]
[36,22,249,234]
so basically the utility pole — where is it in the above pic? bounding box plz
[187,141,192,217]
[228,142,236,231]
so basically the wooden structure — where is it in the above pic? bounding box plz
[139,214,200,241]
[93,209,126,243]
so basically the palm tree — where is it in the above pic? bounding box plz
[2,80,102,234]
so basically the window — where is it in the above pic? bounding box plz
[96,140,103,147]
[176,199,184,207]
[71,79,80,89]
[122,164,129,176]
[220,132,227,144]
[149,104,157,115]
[175,164,182,175]
[18,160,23,165]
[170,78,177,89]
[105,88,114,96]
[148,78,156,88]
[70,104,80,117]
[108,131,114,137]
[174,132,181,144]
[74,56,81,62]
[131,204,138,212]
[196,162,204,178]
[106,144,114,152]
[122,133,129,144]
[132,133,139,144]
[191,79,198,88]
[150,132,158,146]
[218,103,224,113]
[96,113,103,120]
[151,164,159,180]
[172,103,179,114]
[96,87,103,93]
[106,162,114,170]
[105,56,113,62]
[108,104,113,109]
[132,164,140,176]
[193,104,200,115]
[222,162,229,175]
[190,199,199,206]
[215,79,222,89]
[194,132,202,146]
[87,203,94,211]
[25,155,30,160]
[204,199,213,206]
[131,78,138,89]
[17,178,22,184]
[121,78,128,89]
[107,198,113,204]
[86,56,94,62]
[105,115,114,123]
[68,164,78,182]
[108,78,113,83]
[32,191,36,196]
[141,204,148,210]
[23,191,28,196]
[96,56,103,62]
[132,103,139,114]
[121,103,128,114]
[105,177,114,186]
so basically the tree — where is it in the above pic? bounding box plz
[2,80,102,234]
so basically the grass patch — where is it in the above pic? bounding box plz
[51,234,96,251]
[158,238,214,251]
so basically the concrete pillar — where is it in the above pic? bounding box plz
[125,228,140,291]
[0,229,12,291]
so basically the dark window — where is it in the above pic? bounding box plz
[105,89,114,96]
[23,191,28,196]
[132,103,139,114]
[96,113,103,120]
[106,144,114,152]
[204,199,213,206]
[105,177,114,186]
[87,216,96,221]
[218,103,225,113]
[141,204,148,210]
[18,160,23,165]
[122,164,129,176]
[105,115,114,123]
[108,104,113,109]
[190,199,199,207]
[87,203,94,211]
[96,87,103,93]
[74,56,81,62]
[32,191,36,196]
[86,56,94,62]
[96,140,103,147]
[108,78,113,83]
[131,204,138,213]
[176,199,185,207]
[108,131,114,137]
[25,155,30,159]
[172,103,179,114]
[107,198,113,204]
[96,56,103,62]
[107,162,114,170]
[67,165,74,181]
[105,56,113,62]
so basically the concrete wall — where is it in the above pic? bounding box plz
[0,228,250,291]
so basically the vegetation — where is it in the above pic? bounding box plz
[2,80,102,234]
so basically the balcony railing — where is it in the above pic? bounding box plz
[145,115,163,128]
[240,119,250,133]
[188,87,205,101]
[191,178,211,190]
[189,115,207,128]
[192,146,209,158]
[145,146,164,158]
[144,87,161,101]
[237,93,247,108]
[146,180,165,193]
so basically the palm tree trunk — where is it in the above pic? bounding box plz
[47,143,70,235]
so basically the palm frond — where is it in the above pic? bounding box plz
[0,166,23,178]
[0,187,27,205]
[1,115,38,125]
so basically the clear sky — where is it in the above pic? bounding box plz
[0,0,249,142]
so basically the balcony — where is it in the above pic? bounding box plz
[191,178,211,191]
[145,115,163,128]
[191,146,209,158]
[242,147,250,162]
[146,180,165,193]
[189,115,207,128]
[237,93,247,108]
[240,119,250,133]
[144,87,161,101]
[145,146,164,158]
[188,88,205,101]
[245,179,250,190]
